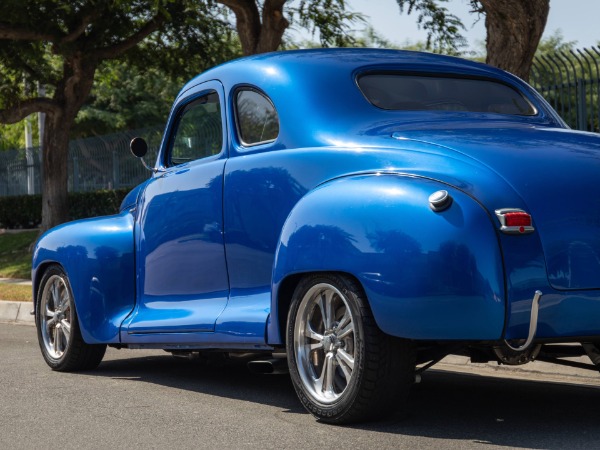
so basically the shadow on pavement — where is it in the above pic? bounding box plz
[85,349,600,448]
[91,352,304,414]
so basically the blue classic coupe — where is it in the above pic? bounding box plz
[33,48,600,423]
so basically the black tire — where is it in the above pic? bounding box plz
[286,273,415,424]
[35,265,106,371]
[582,342,600,370]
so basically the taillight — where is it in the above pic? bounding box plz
[504,211,531,227]
[495,208,535,234]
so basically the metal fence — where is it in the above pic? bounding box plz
[531,46,600,132]
[0,127,161,197]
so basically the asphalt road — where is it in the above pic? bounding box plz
[3,322,600,450]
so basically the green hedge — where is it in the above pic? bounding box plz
[0,188,131,229]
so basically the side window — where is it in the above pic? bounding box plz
[235,89,279,146]
[169,91,222,166]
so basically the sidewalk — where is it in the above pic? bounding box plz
[0,277,32,286]
[0,278,34,325]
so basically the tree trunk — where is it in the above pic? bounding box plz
[40,111,72,231]
[218,0,288,55]
[256,0,288,54]
[40,57,96,232]
[479,0,549,81]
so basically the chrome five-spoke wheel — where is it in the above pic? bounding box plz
[287,273,415,424]
[294,282,356,403]
[40,274,73,359]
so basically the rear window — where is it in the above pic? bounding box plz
[358,74,536,116]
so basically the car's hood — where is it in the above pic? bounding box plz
[391,125,600,291]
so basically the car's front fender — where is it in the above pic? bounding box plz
[32,211,136,344]
[269,173,505,344]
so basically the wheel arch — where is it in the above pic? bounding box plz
[274,270,364,347]
[268,173,506,345]
[32,260,59,313]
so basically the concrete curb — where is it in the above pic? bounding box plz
[437,354,600,385]
[0,300,35,325]
[0,277,32,286]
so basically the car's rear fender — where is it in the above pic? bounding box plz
[269,173,506,344]
[32,211,136,344]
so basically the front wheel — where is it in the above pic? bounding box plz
[36,265,106,371]
[286,273,415,424]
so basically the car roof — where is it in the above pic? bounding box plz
[170,48,562,150]
[178,48,514,97]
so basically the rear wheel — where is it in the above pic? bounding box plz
[36,265,106,371]
[286,273,415,424]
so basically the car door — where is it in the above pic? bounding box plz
[125,81,229,336]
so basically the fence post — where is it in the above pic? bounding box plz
[72,154,79,192]
[112,149,120,189]
[577,78,587,130]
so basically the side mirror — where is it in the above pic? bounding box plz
[130,137,159,173]
[130,137,148,158]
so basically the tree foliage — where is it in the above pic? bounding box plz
[395,0,466,55]
[290,0,365,48]
[74,23,241,139]
[217,0,364,54]
[127,1,241,79]
[72,62,181,138]
[0,122,29,150]
[290,25,431,53]
[535,30,577,56]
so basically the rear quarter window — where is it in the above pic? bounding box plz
[235,89,279,146]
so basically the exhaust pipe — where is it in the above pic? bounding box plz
[247,358,289,375]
